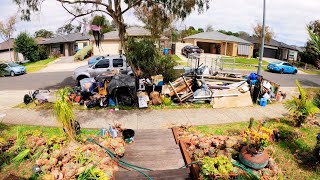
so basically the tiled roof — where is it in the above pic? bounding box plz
[240,35,298,50]
[101,26,168,40]
[183,31,252,45]
[0,39,14,51]
[40,33,91,44]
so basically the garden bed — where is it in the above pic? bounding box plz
[0,124,126,179]
[172,118,320,179]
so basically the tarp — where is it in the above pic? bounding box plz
[107,74,136,94]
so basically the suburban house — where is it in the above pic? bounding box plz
[240,36,300,61]
[0,39,23,62]
[180,31,254,58]
[92,26,169,55]
[39,33,91,57]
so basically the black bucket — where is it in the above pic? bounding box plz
[122,129,135,143]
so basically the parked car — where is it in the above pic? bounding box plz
[181,45,203,57]
[267,61,298,74]
[88,55,105,65]
[72,55,132,83]
[0,62,26,77]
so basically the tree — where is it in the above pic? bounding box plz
[239,31,250,37]
[307,20,320,36]
[198,28,204,33]
[218,30,239,37]
[307,27,320,67]
[14,32,39,62]
[304,20,320,67]
[90,15,114,34]
[34,29,54,38]
[0,15,17,61]
[14,0,212,52]
[56,23,81,35]
[253,23,274,45]
[205,25,214,32]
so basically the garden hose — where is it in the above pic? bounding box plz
[232,160,260,180]
[178,161,200,169]
[87,138,154,180]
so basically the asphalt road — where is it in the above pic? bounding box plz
[0,70,319,90]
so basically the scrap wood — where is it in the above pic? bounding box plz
[168,79,193,97]
[198,75,244,82]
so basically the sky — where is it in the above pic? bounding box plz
[0,0,319,46]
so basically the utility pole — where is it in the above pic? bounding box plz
[257,0,266,75]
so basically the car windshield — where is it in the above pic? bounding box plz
[7,62,19,67]
[273,62,282,64]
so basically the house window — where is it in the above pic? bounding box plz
[83,42,88,47]
[95,59,109,68]
[113,59,123,67]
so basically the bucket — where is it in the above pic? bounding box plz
[259,98,267,107]
[123,129,135,144]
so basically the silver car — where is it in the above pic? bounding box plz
[0,62,26,77]
[72,55,132,82]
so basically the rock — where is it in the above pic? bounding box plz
[225,137,238,148]
[193,149,205,160]
[225,148,235,154]
[208,147,216,157]
[217,150,225,157]
[212,139,220,146]
[189,145,196,151]
[199,142,209,150]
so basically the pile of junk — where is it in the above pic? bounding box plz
[23,62,286,110]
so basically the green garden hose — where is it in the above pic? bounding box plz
[179,161,199,169]
[87,138,154,180]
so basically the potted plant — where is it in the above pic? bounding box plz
[200,156,233,180]
[239,126,273,170]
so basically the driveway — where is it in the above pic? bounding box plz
[36,56,87,73]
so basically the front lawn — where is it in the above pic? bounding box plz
[301,69,320,75]
[189,119,320,179]
[221,57,268,70]
[23,58,57,73]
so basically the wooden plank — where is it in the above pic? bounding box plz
[122,150,183,161]
[172,127,180,144]
[116,168,191,180]
[179,140,200,180]
[125,144,180,151]
[118,159,185,170]
[199,75,244,82]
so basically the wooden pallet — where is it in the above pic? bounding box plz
[169,76,194,102]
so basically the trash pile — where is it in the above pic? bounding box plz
[23,64,284,110]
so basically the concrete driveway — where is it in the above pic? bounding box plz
[36,56,88,73]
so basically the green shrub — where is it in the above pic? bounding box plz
[38,45,49,60]
[285,80,320,127]
[14,32,39,62]
[74,46,92,61]
[200,156,233,179]
[126,38,178,82]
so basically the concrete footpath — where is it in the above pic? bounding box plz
[0,103,288,129]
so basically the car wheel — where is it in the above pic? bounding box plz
[293,70,297,75]
[279,69,284,74]
[10,71,15,77]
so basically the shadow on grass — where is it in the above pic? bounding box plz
[277,127,319,172]
[0,123,9,133]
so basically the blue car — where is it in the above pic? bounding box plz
[0,62,26,77]
[267,61,298,74]
[88,56,105,65]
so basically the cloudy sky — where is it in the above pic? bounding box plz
[1,0,319,46]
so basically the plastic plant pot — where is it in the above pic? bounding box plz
[122,129,135,143]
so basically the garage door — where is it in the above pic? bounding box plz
[93,41,120,55]
[263,48,277,59]
[238,44,250,56]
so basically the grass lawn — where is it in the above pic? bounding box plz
[23,58,57,73]
[220,57,268,70]
[189,119,320,179]
[301,69,320,75]
[171,54,182,61]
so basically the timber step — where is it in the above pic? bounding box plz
[116,128,186,177]
[115,168,192,180]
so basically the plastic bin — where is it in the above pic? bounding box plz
[259,98,267,107]
[163,48,169,55]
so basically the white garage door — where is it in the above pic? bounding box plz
[93,41,121,55]
[238,44,250,56]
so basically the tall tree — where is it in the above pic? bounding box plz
[238,31,250,37]
[90,15,114,34]
[14,32,39,62]
[13,0,212,51]
[218,30,239,37]
[307,20,320,36]
[56,23,80,35]
[0,15,17,61]
[205,25,214,32]
[34,29,54,38]
[307,28,320,67]
[198,28,204,33]
[253,23,274,45]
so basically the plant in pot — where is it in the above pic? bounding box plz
[200,156,233,180]
[239,126,273,170]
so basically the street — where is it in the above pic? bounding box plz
[0,70,319,90]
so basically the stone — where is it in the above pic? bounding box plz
[189,145,196,151]
[225,137,238,148]
[225,148,235,154]
[217,150,225,157]
[193,149,205,159]
[199,142,209,150]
